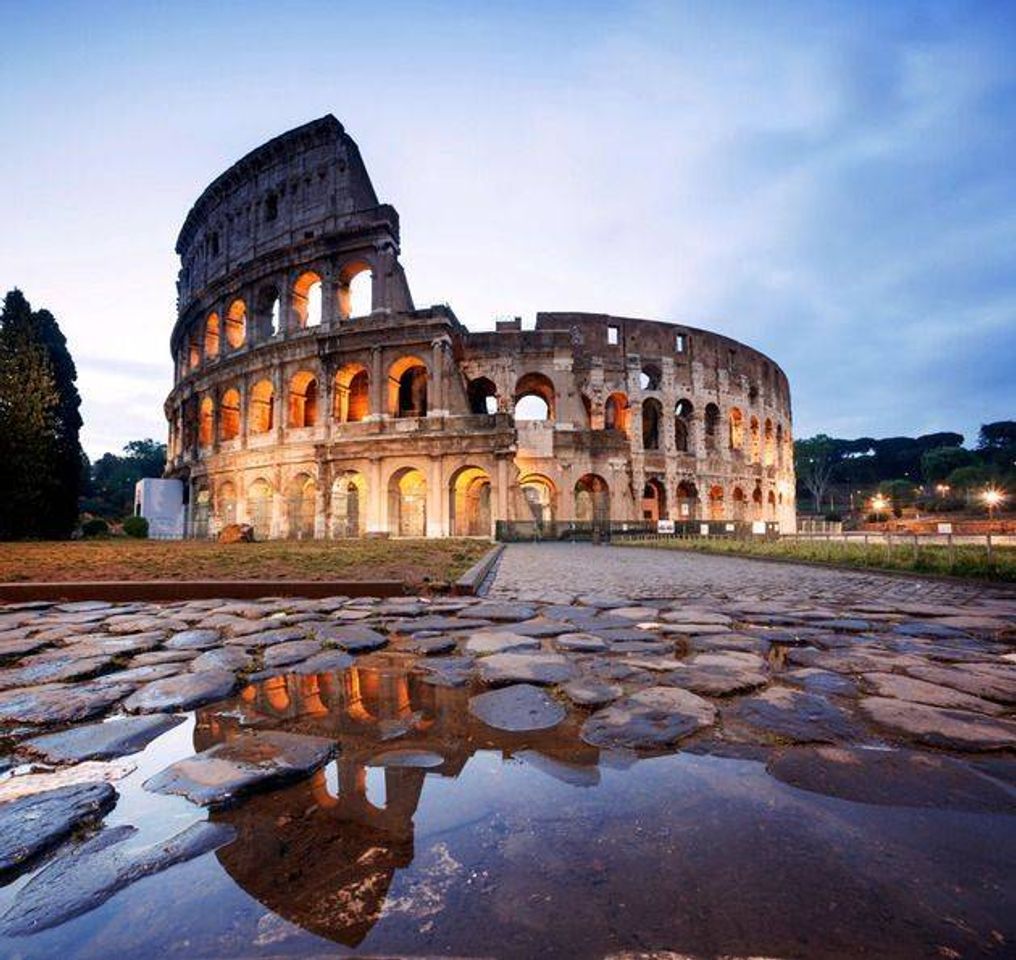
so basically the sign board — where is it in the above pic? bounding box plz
[680,503,690,517]
[700,524,710,536]
[937,523,953,534]
[657,519,675,534]
[725,523,735,532]
[752,521,767,535]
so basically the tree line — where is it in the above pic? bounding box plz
[794,424,1015,514]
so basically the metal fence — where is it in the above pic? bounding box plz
[495,520,781,542]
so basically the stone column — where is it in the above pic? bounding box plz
[369,346,384,421]
[496,456,509,536]
[367,458,384,534]
[322,264,339,329]
[426,457,444,537]
[430,339,446,417]
[239,380,249,450]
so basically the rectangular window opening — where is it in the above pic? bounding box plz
[675,333,685,353]
[607,325,619,346]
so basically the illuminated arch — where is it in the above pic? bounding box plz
[604,392,629,435]
[388,356,428,417]
[225,299,246,349]
[388,467,427,537]
[288,371,319,428]
[284,472,317,539]
[514,372,555,421]
[219,387,240,441]
[331,471,367,538]
[198,396,214,447]
[204,312,220,358]
[293,271,323,328]
[333,363,369,423]
[249,380,274,434]
[449,465,493,536]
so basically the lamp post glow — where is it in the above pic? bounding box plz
[982,488,1004,521]
[871,494,889,515]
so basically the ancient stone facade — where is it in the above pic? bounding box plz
[165,116,796,538]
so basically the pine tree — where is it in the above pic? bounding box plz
[0,289,82,538]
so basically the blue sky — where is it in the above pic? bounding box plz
[1,0,1013,458]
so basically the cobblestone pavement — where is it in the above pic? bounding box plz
[488,542,1016,606]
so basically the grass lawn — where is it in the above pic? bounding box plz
[614,536,1016,582]
[0,538,492,587]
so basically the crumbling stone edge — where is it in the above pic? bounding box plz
[453,543,505,596]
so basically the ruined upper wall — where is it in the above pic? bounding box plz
[174,116,385,311]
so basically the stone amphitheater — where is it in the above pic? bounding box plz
[165,116,796,539]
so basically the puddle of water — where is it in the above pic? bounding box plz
[1,664,1013,959]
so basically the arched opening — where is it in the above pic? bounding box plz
[520,474,555,525]
[642,478,667,522]
[294,272,323,328]
[642,398,662,450]
[514,372,555,421]
[732,486,747,521]
[225,299,247,349]
[704,403,720,452]
[219,388,240,441]
[467,377,498,415]
[388,356,428,418]
[288,372,319,428]
[676,480,698,519]
[708,484,725,521]
[776,423,785,467]
[333,363,370,423]
[257,285,281,338]
[339,261,373,319]
[249,380,274,434]
[188,331,201,370]
[604,392,629,435]
[204,313,220,358]
[639,363,662,391]
[192,488,211,537]
[388,467,426,537]
[581,394,593,426]
[285,473,317,539]
[574,473,610,526]
[752,483,764,519]
[767,489,777,519]
[450,466,492,536]
[247,478,273,539]
[331,471,366,538]
[674,398,693,453]
[217,481,237,526]
[198,397,214,447]
[764,418,775,465]
[750,416,761,462]
[729,407,744,450]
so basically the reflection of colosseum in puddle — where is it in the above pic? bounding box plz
[167,115,795,539]
[195,666,599,946]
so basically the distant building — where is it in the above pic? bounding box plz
[164,116,795,539]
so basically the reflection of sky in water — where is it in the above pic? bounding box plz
[1,666,1013,960]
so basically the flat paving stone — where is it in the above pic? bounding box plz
[0,653,116,691]
[903,663,1016,705]
[144,729,336,806]
[313,624,388,652]
[468,684,565,732]
[665,651,769,696]
[581,686,716,749]
[860,671,1006,715]
[562,679,623,707]
[478,652,577,686]
[0,782,117,877]
[190,647,252,673]
[859,697,1016,752]
[467,603,538,622]
[783,667,859,698]
[368,748,446,768]
[767,745,1016,813]
[262,639,322,669]
[0,821,236,935]
[0,635,51,662]
[463,630,539,655]
[553,633,610,653]
[165,629,221,651]
[288,650,355,675]
[397,634,459,655]
[123,670,237,713]
[24,714,185,762]
[0,681,134,725]
[726,687,862,743]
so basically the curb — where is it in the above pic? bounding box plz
[453,543,505,596]
[0,580,406,604]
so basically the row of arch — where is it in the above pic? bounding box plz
[183,266,374,373]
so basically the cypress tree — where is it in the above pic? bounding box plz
[0,289,82,538]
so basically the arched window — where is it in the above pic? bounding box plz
[188,331,201,370]
[752,483,764,518]
[257,285,281,338]
[642,398,662,450]
[247,478,273,539]
[219,388,240,441]
[767,489,777,518]
[294,271,323,328]
[574,473,610,525]
[776,423,785,467]
[204,313,220,358]
[642,478,667,522]
[225,300,246,349]
[514,372,555,421]
[467,377,498,415]
[639,363,662,391]
[703,403,720,452]
[708,484,724,521]
[331,471,367,538]
[604,392,629,435]
[676,480,698,518]
[388,467,427,536]
[339,261,373,319]
[285,473,317,539]
[450,466,492,536]
[388,356,428,418]
[198,397,214,447]
[674,398,693,453]
[520,474,555,525]
[764,418,775,465]
[249,380,274,434]
[288,371,319,428]
[750,417,761,462]
[729,407,744,450]
[334,363,369,423]
[732,486,747,520]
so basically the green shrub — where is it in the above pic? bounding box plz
[122,515,149,539]
[81,518,110,538]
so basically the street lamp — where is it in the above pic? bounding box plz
[982,488,1004,521]
[871,494,889,514]
[935,484,950,497]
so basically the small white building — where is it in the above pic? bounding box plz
[134,478,186,539]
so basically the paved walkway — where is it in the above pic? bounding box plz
[488,542,1014,606]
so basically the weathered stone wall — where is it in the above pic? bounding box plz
[166,116,796,538]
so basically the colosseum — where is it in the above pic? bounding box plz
[165,115,796,540]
